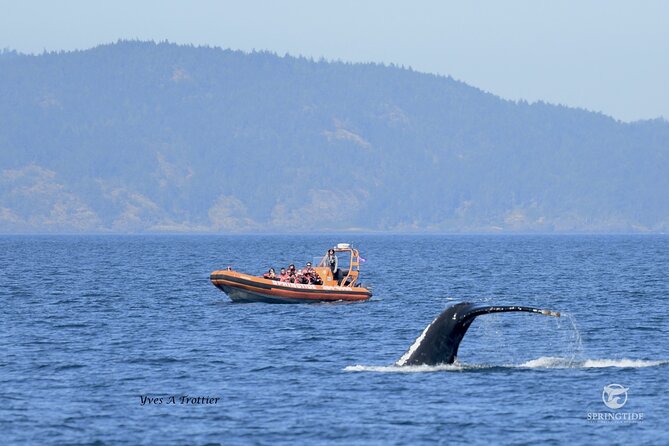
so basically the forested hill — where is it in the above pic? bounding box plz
[1,41,668,233]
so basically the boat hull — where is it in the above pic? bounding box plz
[210,270,372,303]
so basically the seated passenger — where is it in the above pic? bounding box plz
[311,271,323,285]
[301,262,322,285]
[263,267,277,280]
[287,264,297,283]
[279,267,289,282]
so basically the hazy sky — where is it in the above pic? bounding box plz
[1,0,667,122]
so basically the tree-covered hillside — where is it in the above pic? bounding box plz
[1,41,668,232]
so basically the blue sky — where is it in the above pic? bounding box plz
[1,0,667,122]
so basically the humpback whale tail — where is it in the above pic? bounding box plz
[396,302,561,366]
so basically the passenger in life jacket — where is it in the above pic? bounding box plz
[301,262,322,285]
[293,263,307,284]
[311,269,323,285]
[263,267,277,280]
[279,267,290,282]
[287,264,298,283]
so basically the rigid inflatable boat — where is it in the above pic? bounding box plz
[210,244,372,303]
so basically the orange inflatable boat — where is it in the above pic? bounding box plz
[210,244,372,303]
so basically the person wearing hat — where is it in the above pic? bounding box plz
[301,261,321,285]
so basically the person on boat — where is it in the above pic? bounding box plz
[310,270,323,285]
[287,264,298,283]
[293,262,309,284]
[326,249,338,272]
[301,262,322,285]
[279,267,290,282]
[263,267,277,280]
[325,248,339,282]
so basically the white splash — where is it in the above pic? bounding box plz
[518,356,668,369]
[345,357,668,373]
[517,356,574,368]
[344,363,464,373]
[580,358,668,368]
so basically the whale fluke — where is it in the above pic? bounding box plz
[396,302,561,366]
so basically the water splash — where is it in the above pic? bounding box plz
[344,359,496,373]
[344,364,462,373]
[345,357,669,373]
[556,311,583,367]
[519,357,669,369]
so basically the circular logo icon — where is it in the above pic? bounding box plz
[602,384,628,409]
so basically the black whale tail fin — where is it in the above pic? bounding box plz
[396,302,561,366]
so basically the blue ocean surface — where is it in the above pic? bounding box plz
[1,235,668,445]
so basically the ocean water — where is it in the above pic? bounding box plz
[1,234,668,445]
